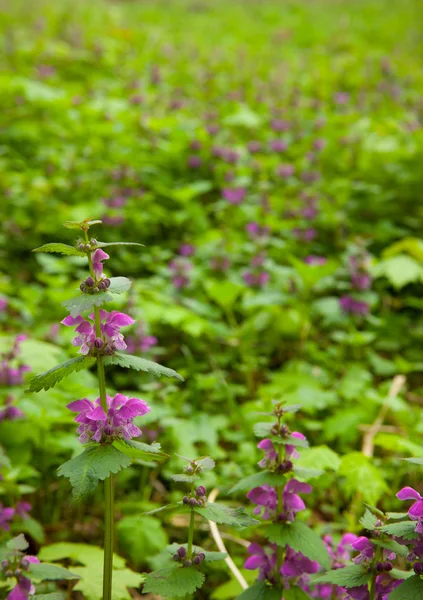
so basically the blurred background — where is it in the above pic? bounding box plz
[1,0,423,598]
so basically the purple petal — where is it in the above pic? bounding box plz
[244,556,263,570]
[67,399,94,412]
[257,438,274,450]
[409,501,423,519]
[92,249,109,263]
[87,406,108,421]
[108,311,135,327]
[397,487,422,501]
[61,315,84,327]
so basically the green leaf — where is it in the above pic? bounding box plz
[33,243,85,257]
[266,521,330,569]
[237,582,281,600]
[62,293,114,318]
[388,575,423,600]
[64,219,102,230]
[108,277,132,294]
[204,280,243,309]
[20,516,45,544]
[144,504,179,516]
[338,453,388,505]
[359,509,378,531]
[26,356,96,393]
[197,456,216,471]
[143,565,205,597]
[293,466,324,480]
[113,439,167,461]
[380,521,418,540]
[296,446,341,472]
[72,565,143,600]
[372,255,423,289]
[172,473,198,482]
[33,594,67,600]
[96,241,144,248]
[57,445,131,501]
[117,515,168,567]
[104,352,184,380]
[230,471,287,494]
[29,562,80,581]
[194,504,259,528]
[283,589,313,600]
[6,534,28,551]
[39,542,126,569]
[315,565,372,588]
[403,457,423,465]
[373,539,408,558]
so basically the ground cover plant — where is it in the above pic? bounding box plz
[1,0,423,598]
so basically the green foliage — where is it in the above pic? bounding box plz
[29,563,80,581]
[386,575,423,600]
[194,503,259,528]
[57,444,131,501]
[113,439,167,461]
[315,565,372,587]
[26,356,96,392]
[380,521,419,540]
[229,471,287,494]
[117,515,168,567]
[103,352,184,380]
[62,293,114,318]
[338,453,388,505]
[237,582,282,600]
[107,277,132,294]
[143,565,205,597]
[266,521,330,569]
[33,243,85,257]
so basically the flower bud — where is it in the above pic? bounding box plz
[279,459,293,473]
[103,278,111,288]
[189,497,197,507]
[1,560,9,569]
[184,559,192,567]
[104,425,114,436]
[5,570,13,578]
[80,283,86,292]
[14,569,22,577]
[193,556,201,565]
[173,553,181,562]
[196,486,206,497]
[414,562,423,575]
[177,547,187,558]
[86,277,95,287]
[20,559,29,569]
[90,239,97,246]
[98,280,107,290]
[384,562,393,572]
[94,338,104,349]
[78,243,86,251]
[279,424,290,437]
[376,562,385,572]
[182,496,190,505]
[198,553,205,562]
[185,465,194,474]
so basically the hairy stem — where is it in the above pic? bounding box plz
[187,509,195,558]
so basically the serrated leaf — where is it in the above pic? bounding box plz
[26,356,96,392]
[6,534,29,551]
[283,588,313,600]
[237,582,281,600]
[33,594,66,600]
[39,542,126,569]
[57,445,131,501]
[402,457,423,465]
[62,293,114,318]
[266,521,330,569]
[194,504,259,528]
[96,241,144,248]
[197,456,216,471]
[380,521,418,540]
[104,352,183,380]
[72,565,143,600]
[387,512,409,520]
[144,504,179,516]
[293,467,324,480]
[108,277,132,294]
[388,575,423,599]
[113,439,167,461]
[373,539,408,558]
[29,562,80,581]
[143,565,205,597]
[230,471,287,494]
[360,509,378,531]
[315,565,372,588]
[33,243,85,257]
[338,453,388,505]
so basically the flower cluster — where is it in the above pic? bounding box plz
[61,310,134,355]
[67,393,150,443]
[1,547,39,600]
[182,485,207,508]
[0,335,29,422]
[125,321,157,354]
[169,256,193,289]
[243,253,269,287]
[79,248,111,293]
[340,247,372,316]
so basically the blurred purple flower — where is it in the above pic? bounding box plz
[0,396,24,422]
[276,164,295,178]
[304,255,327,266]
[247,141,262,153]
[269,139,288,152]
[351,537,374,564]
[0,504,15,530]
[246,222,269,239]
[339,296,369,316]
[244,542,277,581]
[187,155,202,168]
[179,244,195,257]
[169,258,193,289]
[223,188,246,205]
[293,228,317,242]
[271,119,290,132]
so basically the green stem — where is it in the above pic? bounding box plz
[187,509,195,558]
[369,546,382,600]
[86,233,114,600]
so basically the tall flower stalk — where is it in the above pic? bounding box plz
[27,218,183,599]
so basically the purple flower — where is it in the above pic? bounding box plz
[257,439,278,469]
[210,256,231,272]
[276,164,295,178]
[348,574,402,600]
[244,542,277,581]
[179,244,195,257]
[286,432,307,460]
[334,92,350,105]
[247,485,277,520]
[292,228,317,242]
[281,547,320,578]
[0,396,25,421]
[243,271,269,287]
[15,502,31,520]
[397,487,423,532]
[247,141,262,154]
[339,296,369,316]
[67,393,150,443]
[0,504,15,530]
[282,479,312,521]
[222,188,246,205]
[169,258,193,289]
[7,577,33,600]
[187,155,202,168]
[246,222,270,239]
[351,273,372,290]
[92,248,109,278]
[269,139,288,152]
[0,298,7,311]
[304,255,327,266]
[351,537,374,564]
[313,138,326,151]
[125,323,158,354]
[61,310,134,355]
[271,119,290,132]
